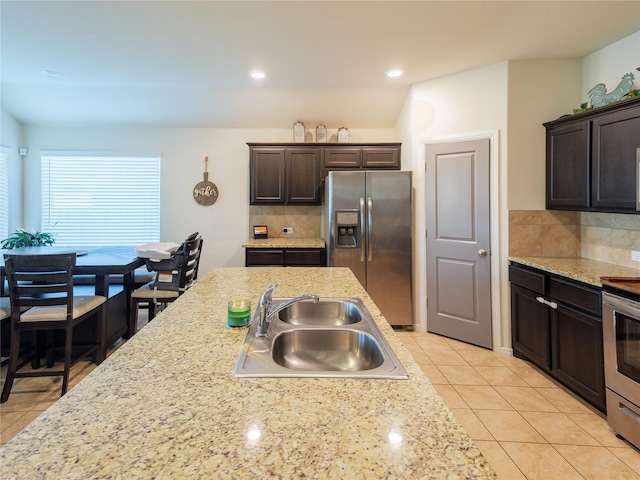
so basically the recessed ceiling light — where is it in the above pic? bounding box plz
[250,71,266,79]
[387,69,404,78]
[41,70,62,78]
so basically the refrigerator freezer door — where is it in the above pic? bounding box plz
[325,172,367,287]
[365,172,413,326]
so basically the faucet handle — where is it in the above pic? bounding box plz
[260,283,279,305]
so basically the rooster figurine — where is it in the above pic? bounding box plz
[588,73,635,107]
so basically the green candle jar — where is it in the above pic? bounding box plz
[227,299,251,327]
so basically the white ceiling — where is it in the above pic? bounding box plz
[2,1,639,128]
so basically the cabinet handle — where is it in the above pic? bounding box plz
[367,197,373,262]
[636,151,640,211]
[536,296,558,309]
[359,197,365,263]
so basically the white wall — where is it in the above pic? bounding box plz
[20,126,395,274]
[396,62,509,348]
[507,59,582,211]
[0,107,23,235]
[582,31,640,100]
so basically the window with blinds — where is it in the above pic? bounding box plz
[41,153,161,246]
[0,148,9,241]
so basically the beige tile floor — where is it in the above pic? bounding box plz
[395,331,640,480]
[1,325,639,479]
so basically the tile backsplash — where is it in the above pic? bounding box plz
[509,210,640,269]
[580,212,640,268]
[249,205,322,239]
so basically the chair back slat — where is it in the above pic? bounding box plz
[4,253,76,322]
[14,283,68,296]
[178,237,202,291]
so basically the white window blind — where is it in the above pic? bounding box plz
[0,148,9,241]
[41,153,161,246]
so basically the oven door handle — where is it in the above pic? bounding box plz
[536,296,558,309]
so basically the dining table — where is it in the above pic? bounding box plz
[1,245,146,361]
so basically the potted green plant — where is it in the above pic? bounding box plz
[1,229,55,249]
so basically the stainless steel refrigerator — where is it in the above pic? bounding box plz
[324,171,413,326]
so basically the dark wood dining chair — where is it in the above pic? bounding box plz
[1,253,107,403]
[129,236,203,336]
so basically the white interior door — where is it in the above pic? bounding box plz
[425,138,492,349]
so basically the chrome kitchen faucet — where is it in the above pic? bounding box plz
[256,284,319,337]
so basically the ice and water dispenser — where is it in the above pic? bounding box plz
[335,211,359,247]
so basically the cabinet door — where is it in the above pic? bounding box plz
[286,148,321,204]
[546,121,590,209]
[322,147,362,168]
[362,146,400,169]
[250,148,285,204]
[511,285,550,370]
[591,105,640,211]
[551,305,605,411]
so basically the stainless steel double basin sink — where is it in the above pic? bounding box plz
[232,297,408,379]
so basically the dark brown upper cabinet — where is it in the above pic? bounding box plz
[249,143,401,205]
[322,144,401,169]
[249,145,321,205]
[544,97,640,213]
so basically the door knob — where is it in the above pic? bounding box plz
[478,249,488,257]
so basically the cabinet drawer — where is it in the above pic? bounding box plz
[509,265,545,295]
[285,249,325,266]
[246,249,284,266]
[549,277,601,317]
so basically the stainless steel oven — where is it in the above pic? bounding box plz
[602,291,640,449]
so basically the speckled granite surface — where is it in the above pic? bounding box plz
[509,256,640,286]
[243,237,325,248]
[0,267,495,479]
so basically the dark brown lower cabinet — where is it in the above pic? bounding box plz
[551,304,604,410]
[510,263,605,412]
[245,248,326,267]
[511,284,550,371]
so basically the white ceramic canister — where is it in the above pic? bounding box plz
[337,126,350,143]
[316,125,327,143]
[293,122,305,143]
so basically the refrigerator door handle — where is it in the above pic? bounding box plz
[359,197,366,262]
[367,197,373,262]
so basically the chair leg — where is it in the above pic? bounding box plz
[129,297,140,338]
[1,329,21,403]
[96,304,106,364]
[45,330,55,368]
[31,331,43,369]
[61,326,73,397]
[148,301,157,322]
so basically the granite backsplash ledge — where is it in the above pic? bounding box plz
[509,210,639,270]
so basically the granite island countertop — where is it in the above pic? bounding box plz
[0,267,495,479]
[509,256,640,287]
